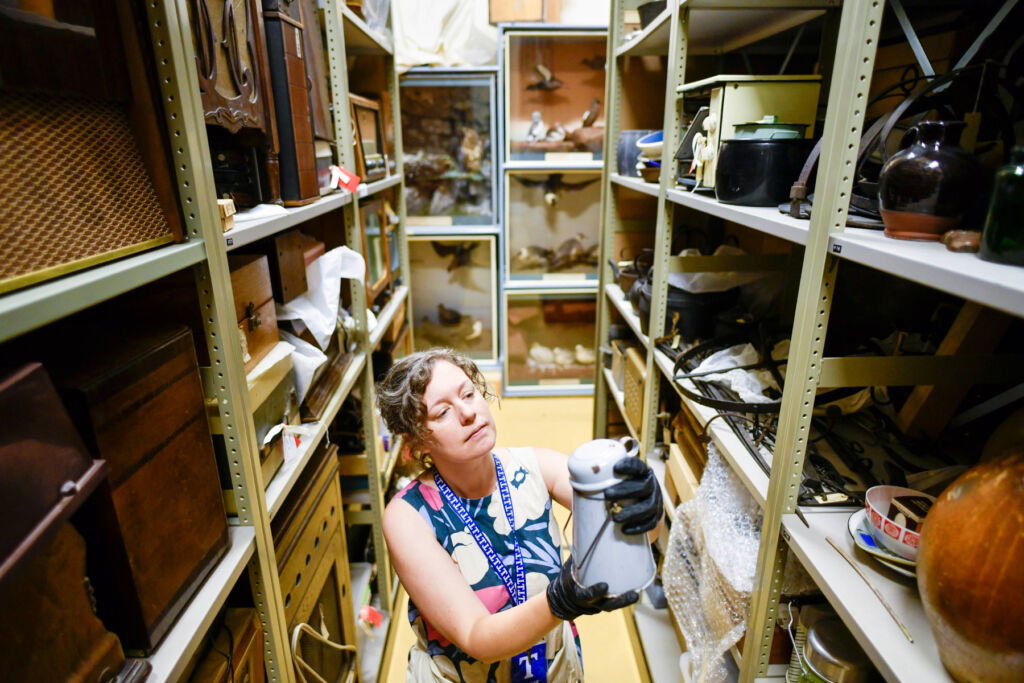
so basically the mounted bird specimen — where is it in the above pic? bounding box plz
[548,233,598,272]
[527,64,563,91]
[431,240,479,272]
[544,123,566,142]
[581,55,605,70]
[511,245,553,271]
[511,174,600,207]
[580,98,601,128]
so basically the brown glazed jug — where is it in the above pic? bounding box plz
[878,120,981,240]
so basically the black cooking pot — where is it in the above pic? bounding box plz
[635,278,740,342]
[637,1,667,27]
[609,249,654,299]
[715,138,815,206]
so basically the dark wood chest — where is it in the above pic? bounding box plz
[52,326,230,654]
[229,253,281,373]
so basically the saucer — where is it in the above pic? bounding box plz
[848,508,917,575]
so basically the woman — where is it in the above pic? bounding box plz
[377,348,662,682]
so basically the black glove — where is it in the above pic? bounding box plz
[546,558,639,621]
[604,456,663,535]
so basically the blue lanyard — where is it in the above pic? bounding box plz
[434,455,526,606]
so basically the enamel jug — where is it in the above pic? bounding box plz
[568,437,656,596]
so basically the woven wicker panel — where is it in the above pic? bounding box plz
[0,93,173,293]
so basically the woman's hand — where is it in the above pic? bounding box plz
[604,456,663,534]
[546,558,638,621]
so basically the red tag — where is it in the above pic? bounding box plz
[359,604,383,628]
[331,165,361,193]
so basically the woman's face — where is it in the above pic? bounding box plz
[418,360,496,463]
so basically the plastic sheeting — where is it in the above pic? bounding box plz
[663,445,816,682]
[663,445,761,683]
[392,0,496,73]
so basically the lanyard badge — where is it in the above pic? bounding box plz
[434,455,547,682]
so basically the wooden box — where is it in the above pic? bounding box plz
[189,608,264,683]
[52,326,230,654]
[0,363,105,580]
[0,523,132,682]
[228,254,280,373]
[610,339,638,392]
[241,229,309,304]
[263,0,320,205]
[272,443,358,682]
[623,346,646,432]
[664,443,701,510]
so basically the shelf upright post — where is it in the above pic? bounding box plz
[637,2,689,461]
[385,45,415,357]
[592,0,627,437]
[146,1,295,681]
[323,0,394,609]
[738,1,885,679]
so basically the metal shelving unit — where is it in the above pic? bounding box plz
[1,2,410,682]
[595,1,1023,682]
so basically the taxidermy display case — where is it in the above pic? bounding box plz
[400,72,496,226]
[505,292,596,388]
[409,237,497,362]
[503,30,607,162]
[505,171,601,281]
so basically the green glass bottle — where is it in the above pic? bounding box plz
[979,146,1024,266]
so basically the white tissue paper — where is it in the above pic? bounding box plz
[668,245,769,293]
[276,246,365,351]
[279,330,328,404]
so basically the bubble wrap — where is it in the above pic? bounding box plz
[663,444,763,683]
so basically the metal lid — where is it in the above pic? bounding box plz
[805,617,873,683]
[568,438,628,492]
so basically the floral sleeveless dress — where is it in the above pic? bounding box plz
[394,447,583,683]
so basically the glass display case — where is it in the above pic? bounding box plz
[504,292,596,388]
[505,170,601,281]
[409,236,497,362]
[400,73,496,226]
[503,30,607,162]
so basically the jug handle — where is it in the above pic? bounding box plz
[618,436,639,459]
[898,126,918,150]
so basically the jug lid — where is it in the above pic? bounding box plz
[568,439,628,492]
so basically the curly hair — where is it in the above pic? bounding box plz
[375,348,494,462]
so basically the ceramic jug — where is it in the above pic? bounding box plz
[878,120,981,241]
[567,437,656,596]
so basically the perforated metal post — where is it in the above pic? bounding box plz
[144,1,294,681]
[636,4,689,461]
[324,0,394,611]
[592,0,625,437]
[739,2,884,679]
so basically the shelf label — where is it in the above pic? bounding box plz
[544,152,594,163]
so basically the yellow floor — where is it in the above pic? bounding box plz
[379,393,650,682]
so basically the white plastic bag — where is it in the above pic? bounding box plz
[276,246,364,351]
